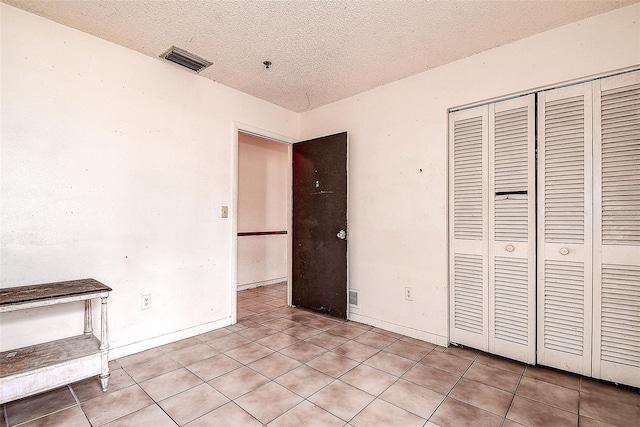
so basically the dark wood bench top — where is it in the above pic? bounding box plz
[0,279,111,307]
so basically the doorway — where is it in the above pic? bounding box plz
[234,129,349,321]
[236,131,292,319]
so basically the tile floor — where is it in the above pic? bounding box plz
[2,282,639,426]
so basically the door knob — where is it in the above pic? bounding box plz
[506,244,515,252]
[560,247,569,255]
[336,230,347,240]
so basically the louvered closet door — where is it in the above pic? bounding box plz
[538,83,593,376]
[449,106,489,351]
[488,95,536,364]
[592,71,640,388]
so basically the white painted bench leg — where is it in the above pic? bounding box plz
[84,300,93,335]
[99,296,110,392]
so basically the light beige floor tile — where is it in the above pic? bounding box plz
[6,386,77,426]
[159,383,229,426]
[279,341,328,363]
[185,402,262,427]
[431,397,503,427]
[235,382,302,424]
[282,324,323,340]
[463,361,521,393]
[506,396,577,427]
[580,378,640,406]
[116,348,164,368]
[139,367,203,401]
[248,352,301,379]
[398,336,438,350]
[516,376,579,413]
[208,366,270,399]
[103,404,177,427]
[524,365,579,391]
[121,353,182,383]
[379,378,445,419]
[442,345,479,361]
[72,369,136,402]
[186,353,243,381]
[340,364,398,396]
[275,365,334,398]
[20,405,90,427]
[262,318,300,332]
[384,340,432,361]
[449,378,513,417]
[268,400,346,427]
[308,380,374,422]
[207,333,252,352]
[81,385,154,426]
[224,342,274,364]
[402,363,460,395]
[303,316,343,331]
[579,392,640,426]
[159,337,202,354]
[332,341,379,362]
[326,323,369,339]
[197,328,232,342]
[419,351,473,376]
[236,325,279,341]
[306,351,360,378]
[304,332,349,350]
[475,353,525,375]
[353,331,397,349]
[350,398,426,427]
[166,343,219,366]
[256,332,301,351]
[364,351,415,377]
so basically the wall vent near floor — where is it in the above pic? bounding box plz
[349,290,359,306]
[160,46,212,73]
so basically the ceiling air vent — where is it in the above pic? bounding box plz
[161,46,211,73]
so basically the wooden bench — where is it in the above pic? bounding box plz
[0,279,111,404]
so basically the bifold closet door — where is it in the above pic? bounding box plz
[449,105,489,351]
[488,95,536,364]
[592,71,640,387]
[450,97,535,363]
[538,83,593,376]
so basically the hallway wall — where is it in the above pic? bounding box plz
[237,133,289,290]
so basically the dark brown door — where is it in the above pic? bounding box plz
[292,132,348,318]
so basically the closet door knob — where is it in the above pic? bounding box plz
[506,244,515,252]
[560,247,569,255]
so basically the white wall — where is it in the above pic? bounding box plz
[0,4,298,357]
[299,4,640,346]
[237,133,289,289]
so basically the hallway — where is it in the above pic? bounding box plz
[2,283,639,426]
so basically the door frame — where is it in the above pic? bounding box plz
[232,123,296,324]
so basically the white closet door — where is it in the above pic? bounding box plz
[592,71,640,387]
[488,95,536,364]
[538,83,593,376]
[449,106,489,351]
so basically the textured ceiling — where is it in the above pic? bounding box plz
[3,0,637,112]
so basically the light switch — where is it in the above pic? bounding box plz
[221,206,228,218]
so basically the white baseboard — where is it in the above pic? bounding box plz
[109,316,234,360]
[348,312,449,347]
[237,277,287,291]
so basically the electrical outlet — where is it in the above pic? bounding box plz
[141,294,151,310]
[405,287,412,301]
[221,206,229,218]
